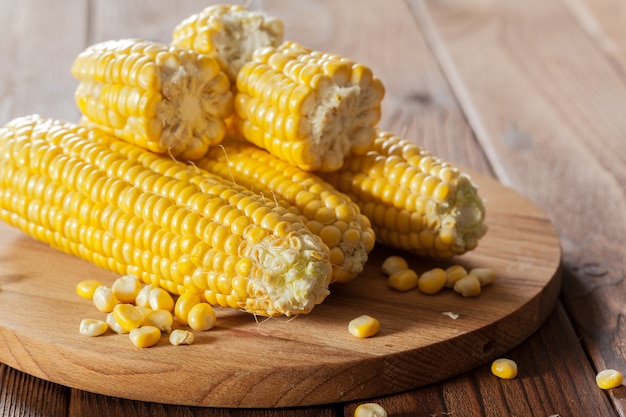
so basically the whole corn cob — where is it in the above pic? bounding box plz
[194,139,376,283]
[233,41,385,172]
[319,130,488,258]
[172,4,285,83]
[71,39,233,161]
[0,115,332,316]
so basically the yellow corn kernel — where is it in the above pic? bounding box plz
[111,274,142,303]
[491,358,518,379]
[172,4,284,82]
[174,292,201,325]
[470,267,496,287]
[233,41,384,172]
[76,279,104,300]
[596,369,623,389]
[0,115,332,318]
[79,319,108,337]
[444,265,468,288]
[169,329,195,346]
[320,130,488,258]
[129,326,161,348]
[381,255,408,276]
[187,302,216,331]
[135,284,154,308]
[418,268,447,295]
[354,403,388,417]
[92,286,119,313]
[106,312,129,334]
[148,287,175,312]
[112,303,144,332]
[348,315,380,338]
[388,269,418,292]
[143,309,173,333]
[454,274,481,297]
[135,305,152,318]
[71,39,233,160]
[194,140,374,282]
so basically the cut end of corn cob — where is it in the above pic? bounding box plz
[0,115,332,317]
[234,41,385,172]
[320,130,487,258]
[195,138,374,283]
[172,4,284,82]
[71,39,233,160]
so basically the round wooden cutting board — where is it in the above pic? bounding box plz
[0,171,561,408]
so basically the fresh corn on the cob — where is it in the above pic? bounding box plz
[71,39,233,160]
[194,139,375,282]
[320,130,487,258]
[0,115,332,316]
[172,4,284,83]
[233,41,385,172]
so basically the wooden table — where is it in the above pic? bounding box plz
[0,0,624,415]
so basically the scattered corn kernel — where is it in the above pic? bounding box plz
[388,269,418,291]
[143,309,174,333]
[106,312,129,334]
[112,303,144,332]
[169,329,195,346]
[354,402,388,417]
[111,274,143,304]
[418,268,447,295]
[135,284,154,307]
[491,358,518,379]
[444,265,468,288]
[454,274,481,297]
[348,315,380,338]
[596,369,623,390]
[129,326,161,348]
[174,292,202,325]
[471,267,496,287]
[92,286,119,313]
[381,255,408,276]
[135,305,152,318]
[187,303,217,331]
[148,287,175,312]
[79,319,108,337]
[76,279,104,300]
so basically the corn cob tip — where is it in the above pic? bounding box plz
[172,4,284,82]
[242,223,332,316]
[71,38,233,160]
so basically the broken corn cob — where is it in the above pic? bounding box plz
[233,41,385,172]
[0,115,332,316]
[320,130,487,258]
[193,139,375,282]
[172,4,284,83]
[71,39,233,160]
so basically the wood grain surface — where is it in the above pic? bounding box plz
[0,170,561,408]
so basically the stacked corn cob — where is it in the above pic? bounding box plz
[0,4,487,318]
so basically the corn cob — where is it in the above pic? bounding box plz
[233,41,385,172]
[172,4,284,83]
[194,139,375,283]
[319,130,488,258]
[0,115,332,316]
[71,39,233,160]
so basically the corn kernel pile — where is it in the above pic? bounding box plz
[77,274,214,347]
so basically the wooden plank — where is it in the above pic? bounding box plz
[0,364,70,417]
[0,0,86,125]
[410,0,626,413]
[344,304,618,417]
[68,390,338,417]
